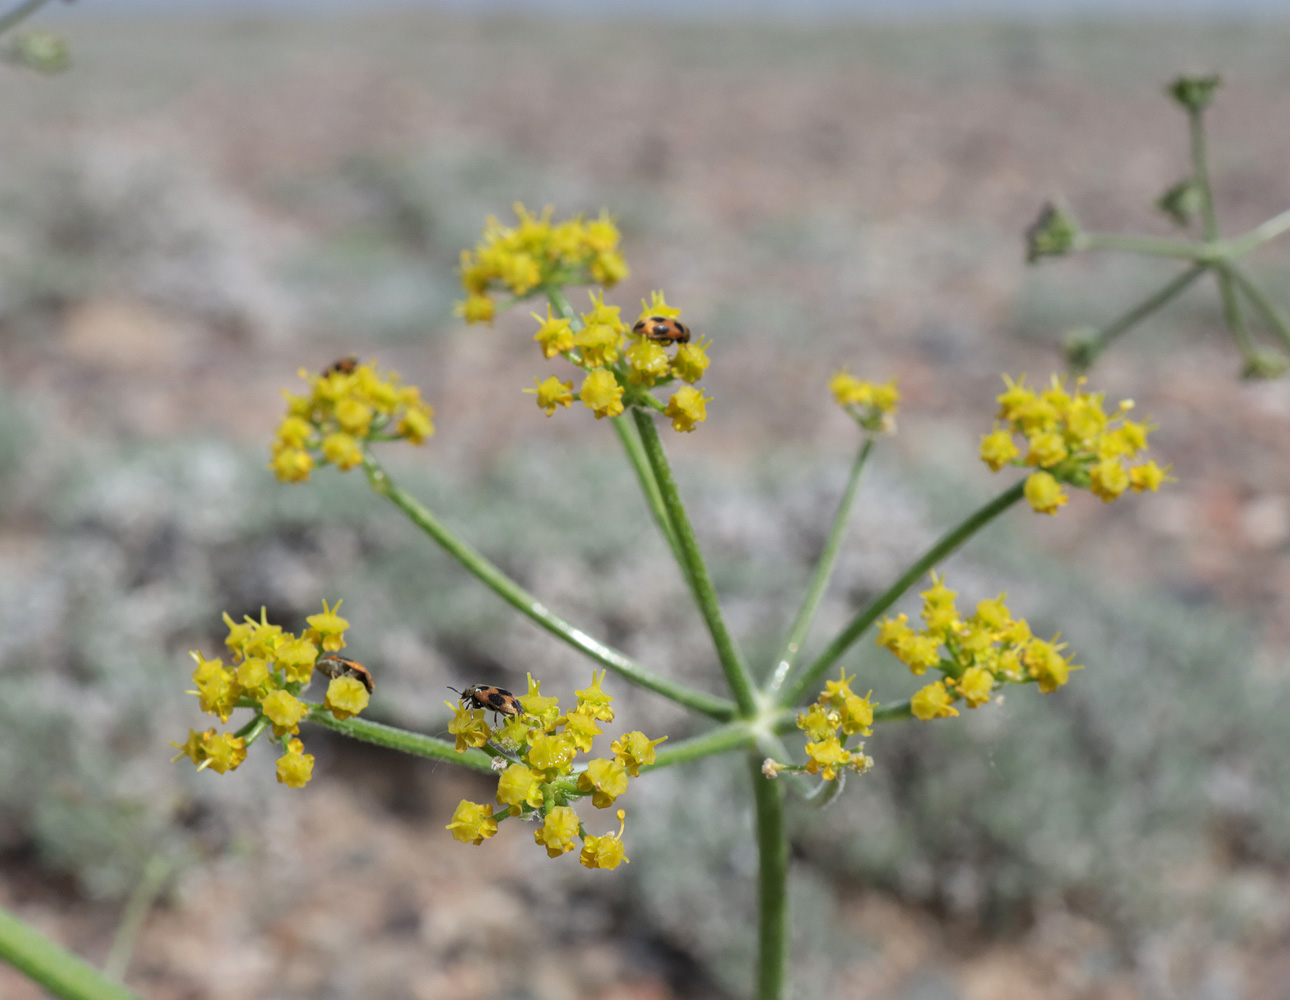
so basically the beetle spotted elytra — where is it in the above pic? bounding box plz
[632,316,691,344]
[449,684,522,720]
[315,653,375,695]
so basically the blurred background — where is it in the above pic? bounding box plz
[2,2,1290,998]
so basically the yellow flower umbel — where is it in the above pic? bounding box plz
[784,671,877,782]
[271,361,435,484]
[173,600,372,789]
[981,374,1172,514]
[876,574,1082,720]
[830,369,900,435]
[456,204,628,324]
[442,671,664,873]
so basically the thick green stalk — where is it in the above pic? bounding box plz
[633,408,759,716]
[305,703,496,771]
[783,479,1027,706]
[768,438,874,696]
[749,755,789,1000]
[360,454,734,720]
[0,904,144,1000]
[1074,264,1208,368]
[1077,232,1208,261]
[1223,263,1290,354]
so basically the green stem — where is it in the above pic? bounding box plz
[1220,206,1290,258]
[1074,264,1208,369]
[305,704,496,772]
[750,755,789,1000]
[768,438,874,696]
[783,479,1027,706]
[646,721,757,770]
[874,699,913,722]
[544,285,687,567]
[633,408,759,716]
[0,904,144,1000]
[1222,263,1290,354]
[1215,267,1258,359]
[610,414,686,567]
[360,454,734,721]
[0,0,55,35]
[104,856,170,983]
[1077,232,1208,261]
[1190,108,1220,243]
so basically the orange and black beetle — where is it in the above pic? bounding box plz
[632,316,691,344]
[323,355,359,375]
[450,684,521,720]
[316,653,375,695]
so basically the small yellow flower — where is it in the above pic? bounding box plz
[1024,470,1068,515]
[1024,430,1068,468]
[496,763,544,814]
[664,386,711,433]
[447,702,491,752]
[276,738,315,788]
[397,406,435,444]
[582,289,627,333]
[1089,457,1130,502]
[531,307,576,358]
[819,671,875,737]
[527,732,576,776]
[625,339,671,386]
[578,757,630,808]
[263,689,307,736]
[830,371,872,407]
[235,656,270,696]
[574,670,615,722]
[519,673,561,725]
[956,666,994,708]
[637,290,682,322]
[562,711,602,753]
[870,380,901,414]
[1024,637,1080,693]
[611,731,667,776]
[591,250,628,286]
[1130,460,1172,492]
[271,446,314,483]
[321,433,363,471]
[335,397,374,436]
[671,338,711,384]
[275,416,314,448]
[276,636,319,685]
[797,703,840,743]
[910,680,960,721]
[535,805,581,858]
[574,323,623,369]
[580,810,629,870]
[525,376,575,416]
[579,368,625,420]
[325,676,370,720]
[894,633,943,675]
[189,653,240,722]
[447,800,498,844]
[876,614,913,651]
[170,729,210,766]
[305,599,349,653]
[804,736,852,781]
[457,293,495,325]
[199,731,248,774]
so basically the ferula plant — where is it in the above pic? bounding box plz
[1027,74,1290,379]
[158,202,1170,1000]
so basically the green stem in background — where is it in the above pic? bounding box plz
[768,438,874,696]
[1223,263,1290,354]
[633,408,759,716]
[874,699,913,723]
[1215,266,1258,361]
[646,720,757,770]
[783,479,1027,706]
[1071,264,1208,370]
[304,703,496,772]
[1189,107,1220,243]
[544,285,687,566]
[749,755,789,1000]
[0,904,144,1000]
[104,856,171,983]
[0,0,55,35]
[360,454,735,721]
[1077,232,1209,261]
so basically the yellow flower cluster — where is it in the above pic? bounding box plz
[456,204,628,324]
[524,290,714,433]
[829,370,900,434]
[979,374,1170,514]
[171,601,371,788]
[794,670,876,781]
[271,361,435,484]
[444,671,666,871]
[876,573,1080,721]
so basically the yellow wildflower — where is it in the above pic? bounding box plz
[525,375,575,416]
[324,676,369,720]
[578,757,630,808]
[535,806,581,858]
[276,738,315,789]
[580,810,629,870]
[1024,470,1068,515]
[580,369,625,420]
[447,800,498,844]
[910,680,960,721]
[664,386,711,433]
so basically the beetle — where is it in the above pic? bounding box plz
[449,684,522,721]
[632,316,691,344]
[315,653,375,695]
[322,355,359,375]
